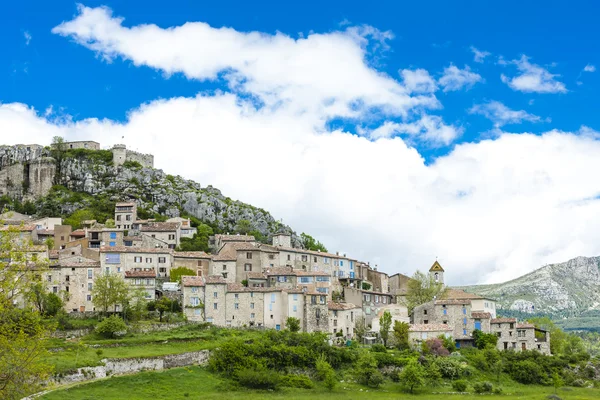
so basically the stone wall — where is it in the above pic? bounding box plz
[52,350,210,386]
[112,144,154,168]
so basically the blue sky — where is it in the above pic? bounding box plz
[2,1,600,283]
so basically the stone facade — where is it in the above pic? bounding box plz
[112,144,154,168]
[490,319,551,354]
[329,302,362,339]
[55,141,100,150]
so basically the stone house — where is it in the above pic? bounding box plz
[265,266,332,294]
[182,276,206,322]
[389,272,412,304]
[204,276,229,326]
[114,202,137,230]
[344,287,393,326]
[99,246,174,280]
[328,302,362,339]
[490,318,551,354]
[370,304,410,333]
[167,217,197,239]
[173,251,212,277]
[124,269,157,300]
[210,234,256,252]
[304,292,329,333]
[141,222,180,249]
[123,233,170,249]
[45,255,100,312]
[53,140,100,150]
[87,227,124,249]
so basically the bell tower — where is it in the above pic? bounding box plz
[429,259,445,286]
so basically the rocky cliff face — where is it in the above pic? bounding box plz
[462,256,600,316]
[0,144,298,244]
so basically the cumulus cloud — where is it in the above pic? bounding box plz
[400,68,438,93]
[501,55,567,93]
[23,31,32,45]
[583,64,596,73]
[366,116,463,145]
[469,101,546,128]
[470,46,490,63]
[438,65,483,92]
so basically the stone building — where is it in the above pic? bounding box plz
[140,222,180,249]
[167,217,197,239]
[53,140,100,150]
[389,272,412,304]
[329,302,362,339]
[125,269,157,300]
[490,318,551,354]
[87,227,124,249]
[370,304,410,333]
[173,251,212,277]
[115,202,137,230]
[45,254,100,312]
[408,323,453,346]
[99,246,174,280]
[209,234,256,252]
[112,144,154,168]
[344,287,394,326]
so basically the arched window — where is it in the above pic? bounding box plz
[434,272,439,282]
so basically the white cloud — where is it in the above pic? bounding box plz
[438,65,483,92]
[500,55,567,93]
[583,64,596,73]
[24,31,32,45]
[0,5,591,286]
[400,68,437,93]
[366,116,463,145]
[470,46,490,63]
[469,100,546,128]
[52,5,438,121]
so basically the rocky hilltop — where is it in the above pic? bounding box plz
[0,143,298,244]
[461,256,600,316]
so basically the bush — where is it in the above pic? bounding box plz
[433,357,464,379]
[452,380,468,392]
[371,344,387,353]
[236,367,280,390]
[422,338,450,357]
[280,374,314,389]
[367,370,385,388]
[508,360,544,384]
[95,315,127,338]
[399,360,425,393]
[355,351,383,388]
[315,354,337,390]
[473,381,493,393]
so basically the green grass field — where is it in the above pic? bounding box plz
[45,324,262,374]
[40,366,599,400]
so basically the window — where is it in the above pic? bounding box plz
[126,215,131,221]
[251,313,255,319]
[323,257,329,264]
[235,303,239,310]
[268,254,275,260]
[213,303,218,310]
[462,307,467,314]
[246,252,253,259]
[316,276,330,282]
[110,232,117,239]
[222,265,227,271]
[88,282,93,291]
[299,277,312,283]
[269,303,273,311]
[250,303,254,309]
[134,256,142,263]
[293,294,298,301]
[301,255,308,262]
[191,297,199,306]
[463,318,467,324]
[158,257,166,263]
[316,287,328,293]
[375,295,379,303]
[278,276,287,282]
[105,253,121,264]
[87,294,92,301]
[117,267,121,273]
[146,258,152,263]
[109,241,116,247]
[244,263,252,271]
[88,269,93,279]
[340,261,344,266]
[315,309,321,319]
[443,320,448,324]
[287,254,291,261]
[222,272,228,278]
[320,295,326,304]
[105,267,110,274]
[424,309,428,315]
[424,320,428,324]
[443,309,447,315]
[517,330,526,338]
[463,329,467,335]
[271,293,276,302]
[311,295,317,305]
[293,305,297,312]
[191,287,198,293]
[314,256,317,262]
[213,292,218,298]
[117,215,121,221]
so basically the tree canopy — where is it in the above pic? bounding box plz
[403,270,444,313]
[300,233,328,252]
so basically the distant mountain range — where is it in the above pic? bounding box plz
[461,256,600,318]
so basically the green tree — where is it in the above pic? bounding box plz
[235,219,253,235]
[64,209,95,230]
[300,233,328,252]
[552,372,563,394]
[379,310,392,347]
[51,136,67,184]
[354,316,368,343]
[355,351,384,388]
[403,270,444,313]
[473,329,499,349]
[361,282,372,290]
[179,222,214,252]
[399,360,426,393]
[170,267,195,283]
[0,226,52,398]
[123,287,148,323]
[95,315,127,338]
[44,293,64,317]
[286,317,301,332]
[91,273,129,315]
[154,296,175,322]
[528,317,566,355]
[393,320,410,350]
[315,354,336,391]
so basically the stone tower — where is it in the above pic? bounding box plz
[429,260,445,286]
[112,144,127,167]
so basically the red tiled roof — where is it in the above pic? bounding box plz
[516,323,535,329]
[49,250,59,259]
[100,246,173,254]
[37,229,54,235]
[70,229,86,237]
[328,301,359,311]
[471,312,492,319]
[435,299,471,305]
[125,270,156,278]
[491,318,517,324]
[215,234,255,242]
[246,272,267,279]
[116,202,136,207]
[182,276,204,287]
[141,222,179,232]
[410,323,453,332]
[204,275,227,284]
[442,288,484,300]
[174,251,211,259]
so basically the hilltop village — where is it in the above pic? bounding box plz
[0,141,550,354]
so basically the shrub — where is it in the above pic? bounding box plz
[236,367,280,390]
[355,351,383,388]
[422,338,450,357]
[280,374,314,389]
[371,344,387,353]
[473,329,498,350]
[399,360,425,393]
[286,317,301,333]
[473,381,493,393]
[509,360,544,384]
[95,315,127,338]
[316,354,337,390]
[433,357,464,379]
[452,380,468,392]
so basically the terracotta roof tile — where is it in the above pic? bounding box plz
[49,250,59,259]
[174,251,211,259]
[70,229,86,237]
[100,246,173,254]
[141,222,179,232]
[328,301,359,311]
[246,272,267,279]
[182,276,204,287]
[215,234,255,242]
[125,270,157,278]
[204,275,227,284]
[491,318,517,324]
[435,299,470,305]
[442,288,484,300]
[471,312,492,319]
[116,202,136,206]
[516,323,535,329]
